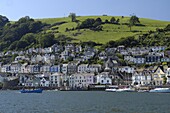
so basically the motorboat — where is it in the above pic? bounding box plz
[20,88,43,93]
[137,90,149,92]
[105,88,117,92]
[149,88,170,93]
[116,87,136,92]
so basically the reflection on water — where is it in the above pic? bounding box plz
[0,90,170,113]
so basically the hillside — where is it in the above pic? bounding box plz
[0,15,170,51]
[37,16,170,44]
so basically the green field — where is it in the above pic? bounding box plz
[37,16,170,44]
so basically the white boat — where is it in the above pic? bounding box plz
[149,88,170,93]
[105,88,117,92]
[116,87,136,92]
[138,90,149,93]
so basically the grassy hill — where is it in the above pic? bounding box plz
[37,16,170,44]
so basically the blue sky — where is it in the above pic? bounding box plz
[0,0,169,21]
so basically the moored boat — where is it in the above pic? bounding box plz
[116,87,136,92]
[105,88,117,92]
[149,88,170,93]
[20,88,43,93]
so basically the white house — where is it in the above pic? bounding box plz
[1,64,11,73]
[49,72,63,87]
[166,68,170,84]
[87,64,102,73]
[69,73,94,88]
[118,66,135,74]
[97,72,112,85]
[77,64,88,73]
[20,63,29,73]
[10,63,21,73]
[131,71,152,86]
[40,77,50,87]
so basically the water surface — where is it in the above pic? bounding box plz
[0,90,170,113]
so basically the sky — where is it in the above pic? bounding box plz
[0,0,169,21]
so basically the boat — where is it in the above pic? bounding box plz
[20,88,43,93]
[116,87,136,92]
[149,88,170,93]
[105,88,117,92]
[137,90,149,93]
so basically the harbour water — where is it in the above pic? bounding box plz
[0,90,170,113]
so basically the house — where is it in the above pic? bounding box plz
[50,65,61,73]
[145,53,163,64]
[62,63,77,75]
[77,64,88,73]
[33,64,41,73]
[150,46,166,52]
[124,55,134,62]
[1,64,11,73]
[118,66,135,74]
[19,74,40,87]
[117,45,125,52]
[49,72,63,87]
[61,50,70,61]
[131,71,152,86]
[10,63,21,73]
[87,64,102,73]
[69,73,95,88]
[98,51,107,60]
[161,57,170,62]
[51,44,64,53]
[97,72,112,85]
[165,68,170,84]
[152,66,166,85]
[40,65,51,73]
[65,44,75,52]
[40,77,50,87]
[105,48,117,55]
[133,55,145,64]
[84,50,95,60]
[77,64,102,73]
[20,63,29,73]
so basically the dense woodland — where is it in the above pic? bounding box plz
[0,15,170,52]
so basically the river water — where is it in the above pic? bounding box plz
[0,90,170,113]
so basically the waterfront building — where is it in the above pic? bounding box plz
[49,73,63,87]
[69,73,94,88]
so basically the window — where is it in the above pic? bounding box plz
[101,80,104,83]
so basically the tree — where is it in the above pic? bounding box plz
[69,13,76,22]
[129,15,140,31]
[164,24,170,31]
[0,15,9,27]
[110,17,116,24]
[38,33,56,48]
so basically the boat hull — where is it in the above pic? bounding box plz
[105,89,117,92]
[149,88,170,93]
[116,88,136,92]
[20,89,43,93]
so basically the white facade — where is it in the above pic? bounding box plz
[132,72,152,86]
[40,78,50,87]
[97,72,112,85]
[69,73,94,88]
[118,66,135,73]
[133,57,145,64]
[77,64,88,73]
[166,68,170,84]
[49,73,63,87]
